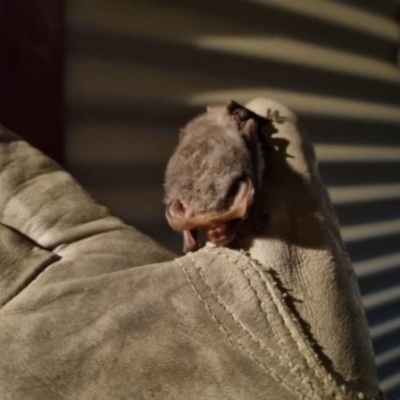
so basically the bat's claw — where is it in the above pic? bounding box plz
[266,108,285,123]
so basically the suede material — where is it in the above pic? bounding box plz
[0,103,383,400]
[243,99,379,397]
[0,223,59,307]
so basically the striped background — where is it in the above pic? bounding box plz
[65,1,400,397]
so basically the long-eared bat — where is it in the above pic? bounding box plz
[164,100,281,253]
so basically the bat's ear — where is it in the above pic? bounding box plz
[227,178,254,219]
[226,100,243,115]
[241,118,258,141]
[166,199,191,231]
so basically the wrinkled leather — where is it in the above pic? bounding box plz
[0,100,383,400]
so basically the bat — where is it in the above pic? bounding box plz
[164,100,282,253]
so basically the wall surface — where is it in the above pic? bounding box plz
[65,1,400,398]
[0,0,64,162]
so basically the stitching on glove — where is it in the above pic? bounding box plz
[177,255,316,399]
[211,246,316,394]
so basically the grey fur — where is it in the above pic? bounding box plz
[164,106,252,214]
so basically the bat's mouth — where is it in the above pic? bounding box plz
[182,218,243,253]
[206,218,241,246]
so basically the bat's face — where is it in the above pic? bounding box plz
[164,100,265,253]
[166,178,254,252]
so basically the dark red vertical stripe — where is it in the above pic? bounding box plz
[0,0,64,163]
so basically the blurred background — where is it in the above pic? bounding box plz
[1,0,400,398]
